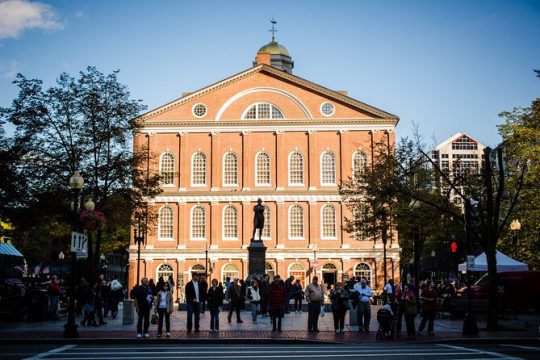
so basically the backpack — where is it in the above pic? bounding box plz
[110,279,123,291]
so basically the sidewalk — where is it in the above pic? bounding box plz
[0,304,538,344]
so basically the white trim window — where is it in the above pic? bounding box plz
[158,206,174,240]
[321,204,336,239]
[262,206,271,239]
[157,264,174,283]
[288,151,304,185]
[289,204,304,239]
[354,263,372,285]
[255,152,271,186]
[223,205,238,240]
[191,205,206,240]
[243,102,284,119]
[223,152,238,186]
[321,151,336,185]
[222,263,239,283]
[160,152,175,185]
[353,150,368,180]
[191,151,207,186]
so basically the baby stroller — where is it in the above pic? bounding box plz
[376,308,395,340]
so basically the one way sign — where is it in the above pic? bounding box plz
[71,231,88,259]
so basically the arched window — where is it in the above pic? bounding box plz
[288,262,306,287]
[160,152,175,185]
[192,151,206,185]
[222,263,239,283]
[321,204,336,238]
[223,152,238,186]
[321,151,336,185]
[323,263,337,270]
[256,152,271,185]
[191,205,206,239]
[265,262,275,281]
[354,263,372,285]
[262,206,271,238]
[157,264,174,283]
[353,151,368,179]
[223,205,238,239]
[191,264,205,278]
[243,103,284,119]
[289,204,304,239]
[158,206,173,239]
[288,151,304,185]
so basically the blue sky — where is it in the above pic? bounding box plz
[1,0,539,147]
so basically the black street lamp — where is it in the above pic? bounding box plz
[63,171,84,338]
[510,219,521,258]
[58,251,65,285]
[205,245,208,278]
[381,211,388,286]
[133,219,145,285]
[431,250,436,280]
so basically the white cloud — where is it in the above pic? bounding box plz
[75,10,83,18]
[0,0,63,40]
[0,60,21,78]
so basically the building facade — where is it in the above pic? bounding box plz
[129,38,401,299]
[431,132,486,204]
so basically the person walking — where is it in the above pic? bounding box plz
[185,273,201,333]
[47,275,62,320]
[417,281,437,336]
[199,275,208,314]
[259,274,270,317]
[227,278,244,323]
[330,282,349,333]
[80,283,98,327]
[391,284,404,336]
[305,276,323,332]
[132,277,154,338]
[403,284,417,340]
[95,279,108,325]
[268,275,285,332]
[354,277,373,333]
[207,279,224,332]
[155,282,173,337]
[109,275,123,320]
[284,276,294,314]
[247,280,262,324]
[292,279,304,313]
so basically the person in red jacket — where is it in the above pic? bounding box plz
[417,281,437,336]
[268,275,285,332]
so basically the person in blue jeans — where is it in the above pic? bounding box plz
[185,273,202,332]
[247,280,261,323]
[132,277,154,338]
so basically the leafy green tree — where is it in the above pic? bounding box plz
[1,67,161,280]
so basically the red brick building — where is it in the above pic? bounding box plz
[130,37,400,298]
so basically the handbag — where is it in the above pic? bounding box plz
[151,312,158,325]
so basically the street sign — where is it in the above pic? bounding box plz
[466,255,475,271]
[312,261,321,270]
[71,232,88,259]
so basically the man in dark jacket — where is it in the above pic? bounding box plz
[284,275,294,314]
[131,277,154,338]
[268,275,285,332]
[185,273,202,332]
[259,274,270,317]
[227,278,244,323]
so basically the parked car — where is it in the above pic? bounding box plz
[450,271,540,315]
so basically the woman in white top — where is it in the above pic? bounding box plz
[247,280,261,324]
[155,282,173,337]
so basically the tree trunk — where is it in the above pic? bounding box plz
[94,229,102,279]
[485,241,498,330]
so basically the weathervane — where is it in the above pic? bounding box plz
[269,18,277,42]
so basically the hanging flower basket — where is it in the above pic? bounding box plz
[79,210,106,231]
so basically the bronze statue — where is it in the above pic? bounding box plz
[251,198,265,241]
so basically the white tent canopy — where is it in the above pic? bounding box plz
[458,250,529,272]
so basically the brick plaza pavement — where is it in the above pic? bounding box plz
[0,303,537,344]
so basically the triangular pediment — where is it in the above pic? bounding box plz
[137,64,398,123]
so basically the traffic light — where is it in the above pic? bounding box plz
[450,240,458,254]
[465,198,480,230]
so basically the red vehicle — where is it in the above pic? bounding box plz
[453,271,540,314]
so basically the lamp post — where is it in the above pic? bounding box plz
[133,219,145,285]
[510,219,521,258]
[312,245,318,278]
[205,245,208,278]
[63,171,83,338]
[431,250,436,280]
[58,251,65,285]
[381,211,388,286]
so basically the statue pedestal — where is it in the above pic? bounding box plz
[247,240,267,281]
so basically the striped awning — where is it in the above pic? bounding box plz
[0,242,24,257]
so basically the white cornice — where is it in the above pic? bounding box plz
[154,193,342,203]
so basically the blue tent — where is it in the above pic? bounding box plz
[0,242,24,257]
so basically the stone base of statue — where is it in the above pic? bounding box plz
[247,240,267,281]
